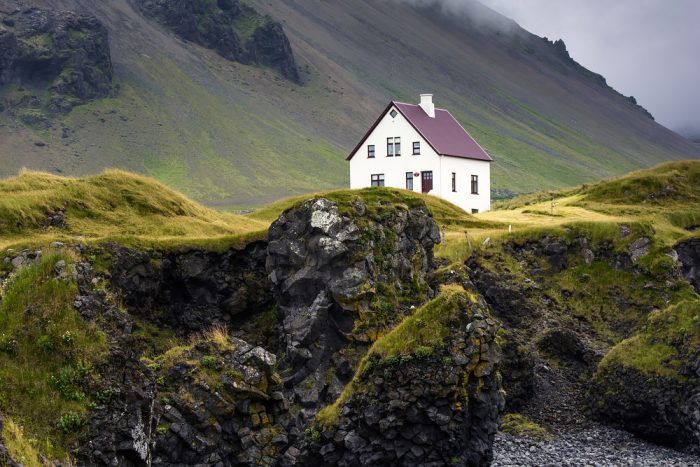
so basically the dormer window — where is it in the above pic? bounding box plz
[413,142,420,155]
[367,145,375,158]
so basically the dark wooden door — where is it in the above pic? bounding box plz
[421,171,433,193]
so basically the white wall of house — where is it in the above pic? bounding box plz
[349,105,491,213]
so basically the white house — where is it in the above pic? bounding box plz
[348,94,492,213]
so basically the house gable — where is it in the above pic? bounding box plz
[348,101,492,162]
[347,102,442,161]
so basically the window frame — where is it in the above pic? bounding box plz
[471,209,479,214]
[405,172,413,191]
[386,138,394,157]
[394,137,401,156]
[371,173,385,187]
[471,175,479,195]
[367,144,375,158]
[412,142,421,155]
[451,172,456,192]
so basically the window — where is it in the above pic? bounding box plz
[390,109,398,118]
[387,138,394,157]
[367,145,375,158]
[471,175,479,194]
[413,142,420,155]
[471,209,479,214]
[371,174,385,187]
[406,172,413,190]
[394,137,401,156]
[451,173,456,192]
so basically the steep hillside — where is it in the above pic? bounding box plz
[0,0,697,209]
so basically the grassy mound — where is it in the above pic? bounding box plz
[596,300,699,380]
[0,169,267,251]
[500,413,549,441]
[0,252,108,460]
[578,161,700,206]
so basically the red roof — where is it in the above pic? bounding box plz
[347,101,493,162]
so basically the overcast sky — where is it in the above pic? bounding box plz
[477,0,700,138]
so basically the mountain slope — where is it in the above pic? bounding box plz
[0,0,697,208]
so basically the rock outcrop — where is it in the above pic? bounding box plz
[0,5,114,120]
[266,198,440,427]
[300,290,504,466]
[676,238,700,293]
[136,0,301,83]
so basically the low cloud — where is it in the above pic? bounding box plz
[395,0,700,137]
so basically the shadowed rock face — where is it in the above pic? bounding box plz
[676,238,700,293]
[135,0,300,83]
[0,5,114,117]
[109,241,273,333]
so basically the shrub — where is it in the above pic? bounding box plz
[56,412,85,433]
[414,345,433,359]
[201,355,220,370]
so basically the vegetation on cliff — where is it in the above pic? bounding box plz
[0,251,108,460]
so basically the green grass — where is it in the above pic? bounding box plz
[597,300,700,380]
[0,169,266,251]
[0,251,109,461]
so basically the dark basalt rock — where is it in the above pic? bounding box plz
[299,294,504,466]
[266,198,440,427]
[591,362,700,454]
[0,5,114,115]
[136,0,301,83]
[109,241,273,334]
[676,238,700,293]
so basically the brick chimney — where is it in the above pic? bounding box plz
[419,94,435,118]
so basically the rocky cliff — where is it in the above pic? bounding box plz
[0,194,507,465]
[135,0,300,83]
[0,4,114,125]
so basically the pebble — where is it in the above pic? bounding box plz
[493,424,700,466]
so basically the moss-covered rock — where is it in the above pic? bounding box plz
[301,287,504,466]
[590,300,700,453]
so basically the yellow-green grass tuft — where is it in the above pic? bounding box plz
[1,418,44,467]
[500,413,550,440]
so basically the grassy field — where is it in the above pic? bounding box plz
[1,161,698,258]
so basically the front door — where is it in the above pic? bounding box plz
[421,171,433,193]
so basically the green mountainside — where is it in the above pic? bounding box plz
[0,0,697,209]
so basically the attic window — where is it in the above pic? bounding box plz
[390,109,398,118]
